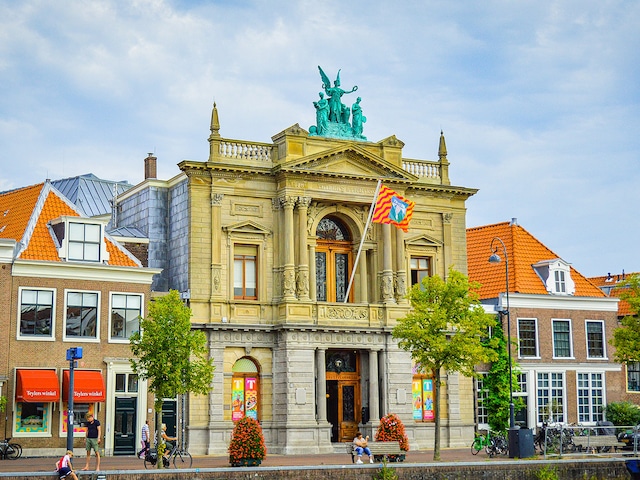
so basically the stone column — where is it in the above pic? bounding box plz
[368,350,380,423]
[316,348,327,423]
[296,197,311,301]
[443,213,453,276]
[395,227,407,304]
[210,191,223,301]
[381,224,395,304]
[359,248,368,303]
[309,243,317,301]
[281,196,297,300]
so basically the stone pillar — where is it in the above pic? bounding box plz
[316,348,327,423]
[368,350,380,423]
[281,196,297,300]
[381,224,395,304]
[395,227,407,304]
[443,213,453,276]
[210,190,224,301]
[296,197,311,301]
[359,248,368,303]
[309,243,317,301]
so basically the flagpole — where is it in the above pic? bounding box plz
[343,179,382,303]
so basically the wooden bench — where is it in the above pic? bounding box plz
[573,435,626,452]
[347,441,404,463]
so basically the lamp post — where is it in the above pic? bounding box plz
[489,237,517,456]
[66,347,83,451]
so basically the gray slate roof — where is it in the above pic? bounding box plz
[51,173,133,217]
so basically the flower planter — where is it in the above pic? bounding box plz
[231,458,262,467]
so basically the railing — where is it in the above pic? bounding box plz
[217,140,272,162]
[402,159,441,180]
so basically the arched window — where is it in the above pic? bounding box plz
[231,357,260,421]
[316,216,353,302]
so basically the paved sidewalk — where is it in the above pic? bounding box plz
[0,448,510,473]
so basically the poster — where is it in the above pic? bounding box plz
[422,379,434,421]
[245,377,258,420]
[231,378,245,421]
[412,380,423,420]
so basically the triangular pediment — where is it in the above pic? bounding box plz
[277,144,416,181]
[405,233,443,248]
[223,220,271,236]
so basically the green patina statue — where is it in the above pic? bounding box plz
[309,66,367,141]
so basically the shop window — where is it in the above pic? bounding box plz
[411,365,434,422]
[19,288,55,338]
[234,245,258,300]
[61,404,93,436]
[15,402,50,435]
[231,357,260,421]
[316,217,353,302]
[110,293,142,340]
[65,291,99,339]
[410,257,431,287]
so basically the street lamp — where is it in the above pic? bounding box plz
[66,347,83,451]
[489,237,517,456]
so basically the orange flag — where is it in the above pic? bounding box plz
[371,184,415,232]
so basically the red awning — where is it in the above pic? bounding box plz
[63,370,106,403]
[16,370,60,403]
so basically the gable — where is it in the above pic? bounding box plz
[405,233,443,248]
[223,220,271,236]
[277,145,416,182]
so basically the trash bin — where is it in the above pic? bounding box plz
[626,459,640,480]
[509,428,534,458]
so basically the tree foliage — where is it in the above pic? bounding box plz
[603,401,640,426]
[612,274,640,364]
[130,290,215,467]
[392,268,497,460]
[482,318,523,432]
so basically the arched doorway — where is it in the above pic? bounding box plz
[231,357,260,421]
[326,350,361,442]
[315,216,354,303]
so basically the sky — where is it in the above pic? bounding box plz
[1,0,638,278]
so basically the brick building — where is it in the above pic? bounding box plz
[467,220,622,430]
[0,182,159,456]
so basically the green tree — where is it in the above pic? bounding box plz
[603,401,640,426]
[482,319,522,432]
[130,290,214,468]
[392,268,498,460]
[612,274,640,364]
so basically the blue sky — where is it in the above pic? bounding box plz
[1,0,638,277]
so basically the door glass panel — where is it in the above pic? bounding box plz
[335,253,349,302]
[316,251,327,301]
[342,384,355,422]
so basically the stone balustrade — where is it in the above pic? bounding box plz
[402,159,441,180]
[218,140,272,162]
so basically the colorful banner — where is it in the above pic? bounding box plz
[231,378,245,421]
[245,377,258,420]
[412,380,423,420]
[423,379,434,421]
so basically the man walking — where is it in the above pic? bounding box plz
[138,420,150,459]
[82,413,101,471]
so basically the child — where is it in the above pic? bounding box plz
[56,450,79,480]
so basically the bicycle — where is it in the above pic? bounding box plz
[0,438,22,460]
[143,442,192,469]
[471,430,507,457]
[471,430,491,455]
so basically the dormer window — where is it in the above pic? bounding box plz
[532,259,575,295]
[49,216,109,263]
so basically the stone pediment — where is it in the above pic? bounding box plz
[223,220,271,236]
[277,144,416,181]
[405,233,443,247]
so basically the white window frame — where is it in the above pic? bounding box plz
[577,372,605,423]
[585,320,607,359]
[231,243,261,301]
[17,287,56,341]
[537,372,566,424]
[476,373,489,430]
[49,216,109,264]
[552,319,574,359]
[517,317,539,358]
[109,292,144,343]
[63,289,100,343]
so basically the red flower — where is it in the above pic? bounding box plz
[375,413,410,451]
[228,417,267,464]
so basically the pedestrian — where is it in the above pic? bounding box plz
[82,413,101,471]
[138,420,150,459]
[56,449,78,480]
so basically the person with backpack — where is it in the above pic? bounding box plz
[56,450,78,480]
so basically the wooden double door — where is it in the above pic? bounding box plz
[326,350,361,443]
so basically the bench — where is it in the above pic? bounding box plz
[347,441,404,463]
[573,435,626,452]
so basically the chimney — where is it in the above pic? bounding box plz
[144,153,157,180]
[510,217,518,226]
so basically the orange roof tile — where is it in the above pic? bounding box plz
[0,182,139,267]
[467,221,605,299]
[587,272,637,316]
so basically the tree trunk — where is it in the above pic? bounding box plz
[433,368,441,461]
[155,405,164,469]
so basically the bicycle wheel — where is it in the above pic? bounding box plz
[173,450,192,469]
[10,443,22,458]
[471,436,484,455]
[5,444,19,460]
[144,454,157,469]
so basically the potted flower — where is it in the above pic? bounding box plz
[228,416,267,467]
[375,413,409,462]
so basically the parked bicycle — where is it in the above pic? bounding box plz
[143,442,192,469]
[0,438,22,460]
[471,430,508,457]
